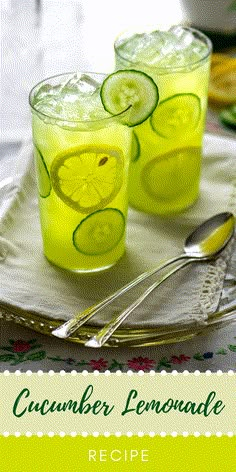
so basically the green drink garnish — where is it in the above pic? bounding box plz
[100,69,159,126]
[73,208,125,255]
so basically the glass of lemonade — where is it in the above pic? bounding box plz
[115,25,212,215]
[29,72,132,272]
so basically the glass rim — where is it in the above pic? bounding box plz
[114,25,212,72]
[29,71,131,124]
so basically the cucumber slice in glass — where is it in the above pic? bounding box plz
[100,70,159,127]
[150,93,201,138]
[131,131,140,162]
[73,208,125,255]
[34,145,51,198]
[220,106,236,131]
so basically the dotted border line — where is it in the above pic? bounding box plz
[2,369,235,376]
[1,432,235,437]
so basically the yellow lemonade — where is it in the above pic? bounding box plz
[30,73,131,272]
[115,26,212,215]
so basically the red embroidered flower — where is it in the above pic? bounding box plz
[12,340,31,353]
[89,358,108,371]
[127,356,155,371]
[171,354,191,364]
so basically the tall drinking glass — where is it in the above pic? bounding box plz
[29,72,131,272]
[115,25,212,215]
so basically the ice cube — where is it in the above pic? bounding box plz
[34,97,63,117]
[169,26,194,50]
[132,31,172,64]
[60,73,100,96]
[34,84,61,106]
[178,31,194,49]
[169,25,186,39]
[121,34,146,61]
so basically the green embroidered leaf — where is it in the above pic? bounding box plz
[193,353,204,361]
[216,349,227,355]
[47,356,63,362]
[228,0,236,11]
[0,346,14,352]
[156,357,171,370]
[26,350,46,361]
[28,339,38,344]
[76,360,88,367]
[109,359,124,371]
[0,354,15,362]
[9,340,15,345]
[228,344,236,352]
[28,344,42,351]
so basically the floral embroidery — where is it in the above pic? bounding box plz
[228,344,236,352]
[12,340,32,353]
[109,359,125,371]
[170,354,191,364]
[216,349,227,355]
[193,353,205,361]
[203,352,213,359]
[89,358,108,371]
[0,339,236,369]
[0,339,46,365]
[127,356,155,371]
[65,357,76,365]
[47,355,87,368]
[156,357,172,370]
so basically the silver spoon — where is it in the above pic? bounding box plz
[52,212,235,341]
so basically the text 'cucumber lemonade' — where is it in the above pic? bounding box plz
[115,26,212,215]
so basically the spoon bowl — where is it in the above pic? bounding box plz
[184,212,235,258]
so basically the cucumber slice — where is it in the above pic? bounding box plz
[73,208,125,255]
[150,93,201,138]
[220,106,236,131]
[131,131,140,162]
[100,70,159,127]
[34,145,51,198]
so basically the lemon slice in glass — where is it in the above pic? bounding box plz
[142,147,201,201]
[50,145,123,213]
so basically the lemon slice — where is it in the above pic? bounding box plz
[73,208,125,255]
[209,59,236,106]
[50,145,123,213]
[142,147,201,201]
[34,145,51,198]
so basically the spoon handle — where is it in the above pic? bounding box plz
[85,259,195,348]
[52,253,187,339]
